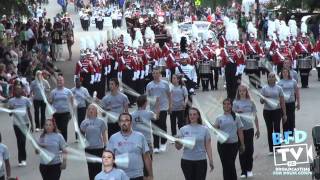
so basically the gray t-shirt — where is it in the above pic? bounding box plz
[260,85,284,110]
[106,131,150,178]
[146,80,170,112]
[38,133,67,165]
[0,143,9,178]
[101,92,129,114]
[277,79,297,103]
[50,87,73,113]
[290,70,299,83]
[8,96,32,125]
[131,110,156,145]
[177,124,210,161]
[94,168,129,180]
[171,85,188,111]
[232,99,257,130]
[30,79,50,100]
[80,118,107,149]
[215,114,243,143]
[71,86,90,108]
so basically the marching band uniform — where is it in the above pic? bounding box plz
[95,13,104,30]
[314,39,320,80]
[74,52,95,95]
[121,49,137,106]
[198,46,214,91]
[221,44,238,100]
[244,35,264,88]
[295,37,313,88]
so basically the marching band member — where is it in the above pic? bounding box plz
[220,42,238,100]
[244,33,264,88]
[295,33,313,88]
[314,37,320,81]
[95,13,104,30]
[120,47,137,106]
[74,50,95,95]
[198,45,214,91]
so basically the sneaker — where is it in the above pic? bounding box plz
[35,128,40,132]
[18,162,23,167]
[21,161,27,166]
[247,171,253,177]
[268,152,274,156]
[160,144,167,152]
[154,148,160,154]
[240,174,247,179]
[74,139,79,143]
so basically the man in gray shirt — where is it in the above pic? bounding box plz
[106,113,153,180]
[146,67,171,153]
[131,95,157,149]
[100,78,129,138]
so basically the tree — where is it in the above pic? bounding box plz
[0,0,30,17]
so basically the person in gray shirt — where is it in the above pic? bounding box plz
[260,72,287,154]
[71,78,90,141]
[30,71,51,131]
[278,68,300,136]
[95,150,129,180]
[99,78,129,138]
[131,95,157,149]
[49,75,74,141]
[233,85,260,178]
[214,98,245,180]
[8,85,33,167]
[170,74,188,136]
[80,104,107,180]
[0,132,11,180]
[106,113,153,180]
[175,107,213,180]
[282,60,299,83]
[146,67,171,153]
[37,119,68,180]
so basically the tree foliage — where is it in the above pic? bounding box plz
[0,0,30,16]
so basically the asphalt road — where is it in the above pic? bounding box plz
[0,1,319,179]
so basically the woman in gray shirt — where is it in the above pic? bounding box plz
[175,107,213,180]
[214,98,245,180]
[94,150,129,180]
[278,68,300,136]
[30,70,50,131]
[37,119,67,180]
[233,85,260,178]
[80,104,107,180]
[260,72,287,154]
[170,74,188,136]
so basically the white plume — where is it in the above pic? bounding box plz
[80,37,86,50]
[301,21,307,34]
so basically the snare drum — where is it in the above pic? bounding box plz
[298,58,312,69]
[158,58,167,72]
[245,59,259,70]
[199,61,212,74]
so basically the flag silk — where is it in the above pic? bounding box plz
[119,0,125,7]
[57,0,66,7]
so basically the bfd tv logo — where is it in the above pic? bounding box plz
[272,130,313,167]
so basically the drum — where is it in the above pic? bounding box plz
[199,61,212,74]
[212,56,221,68]
[158,58,167,72]
[245,59,259,70]
[298,58,312,69]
